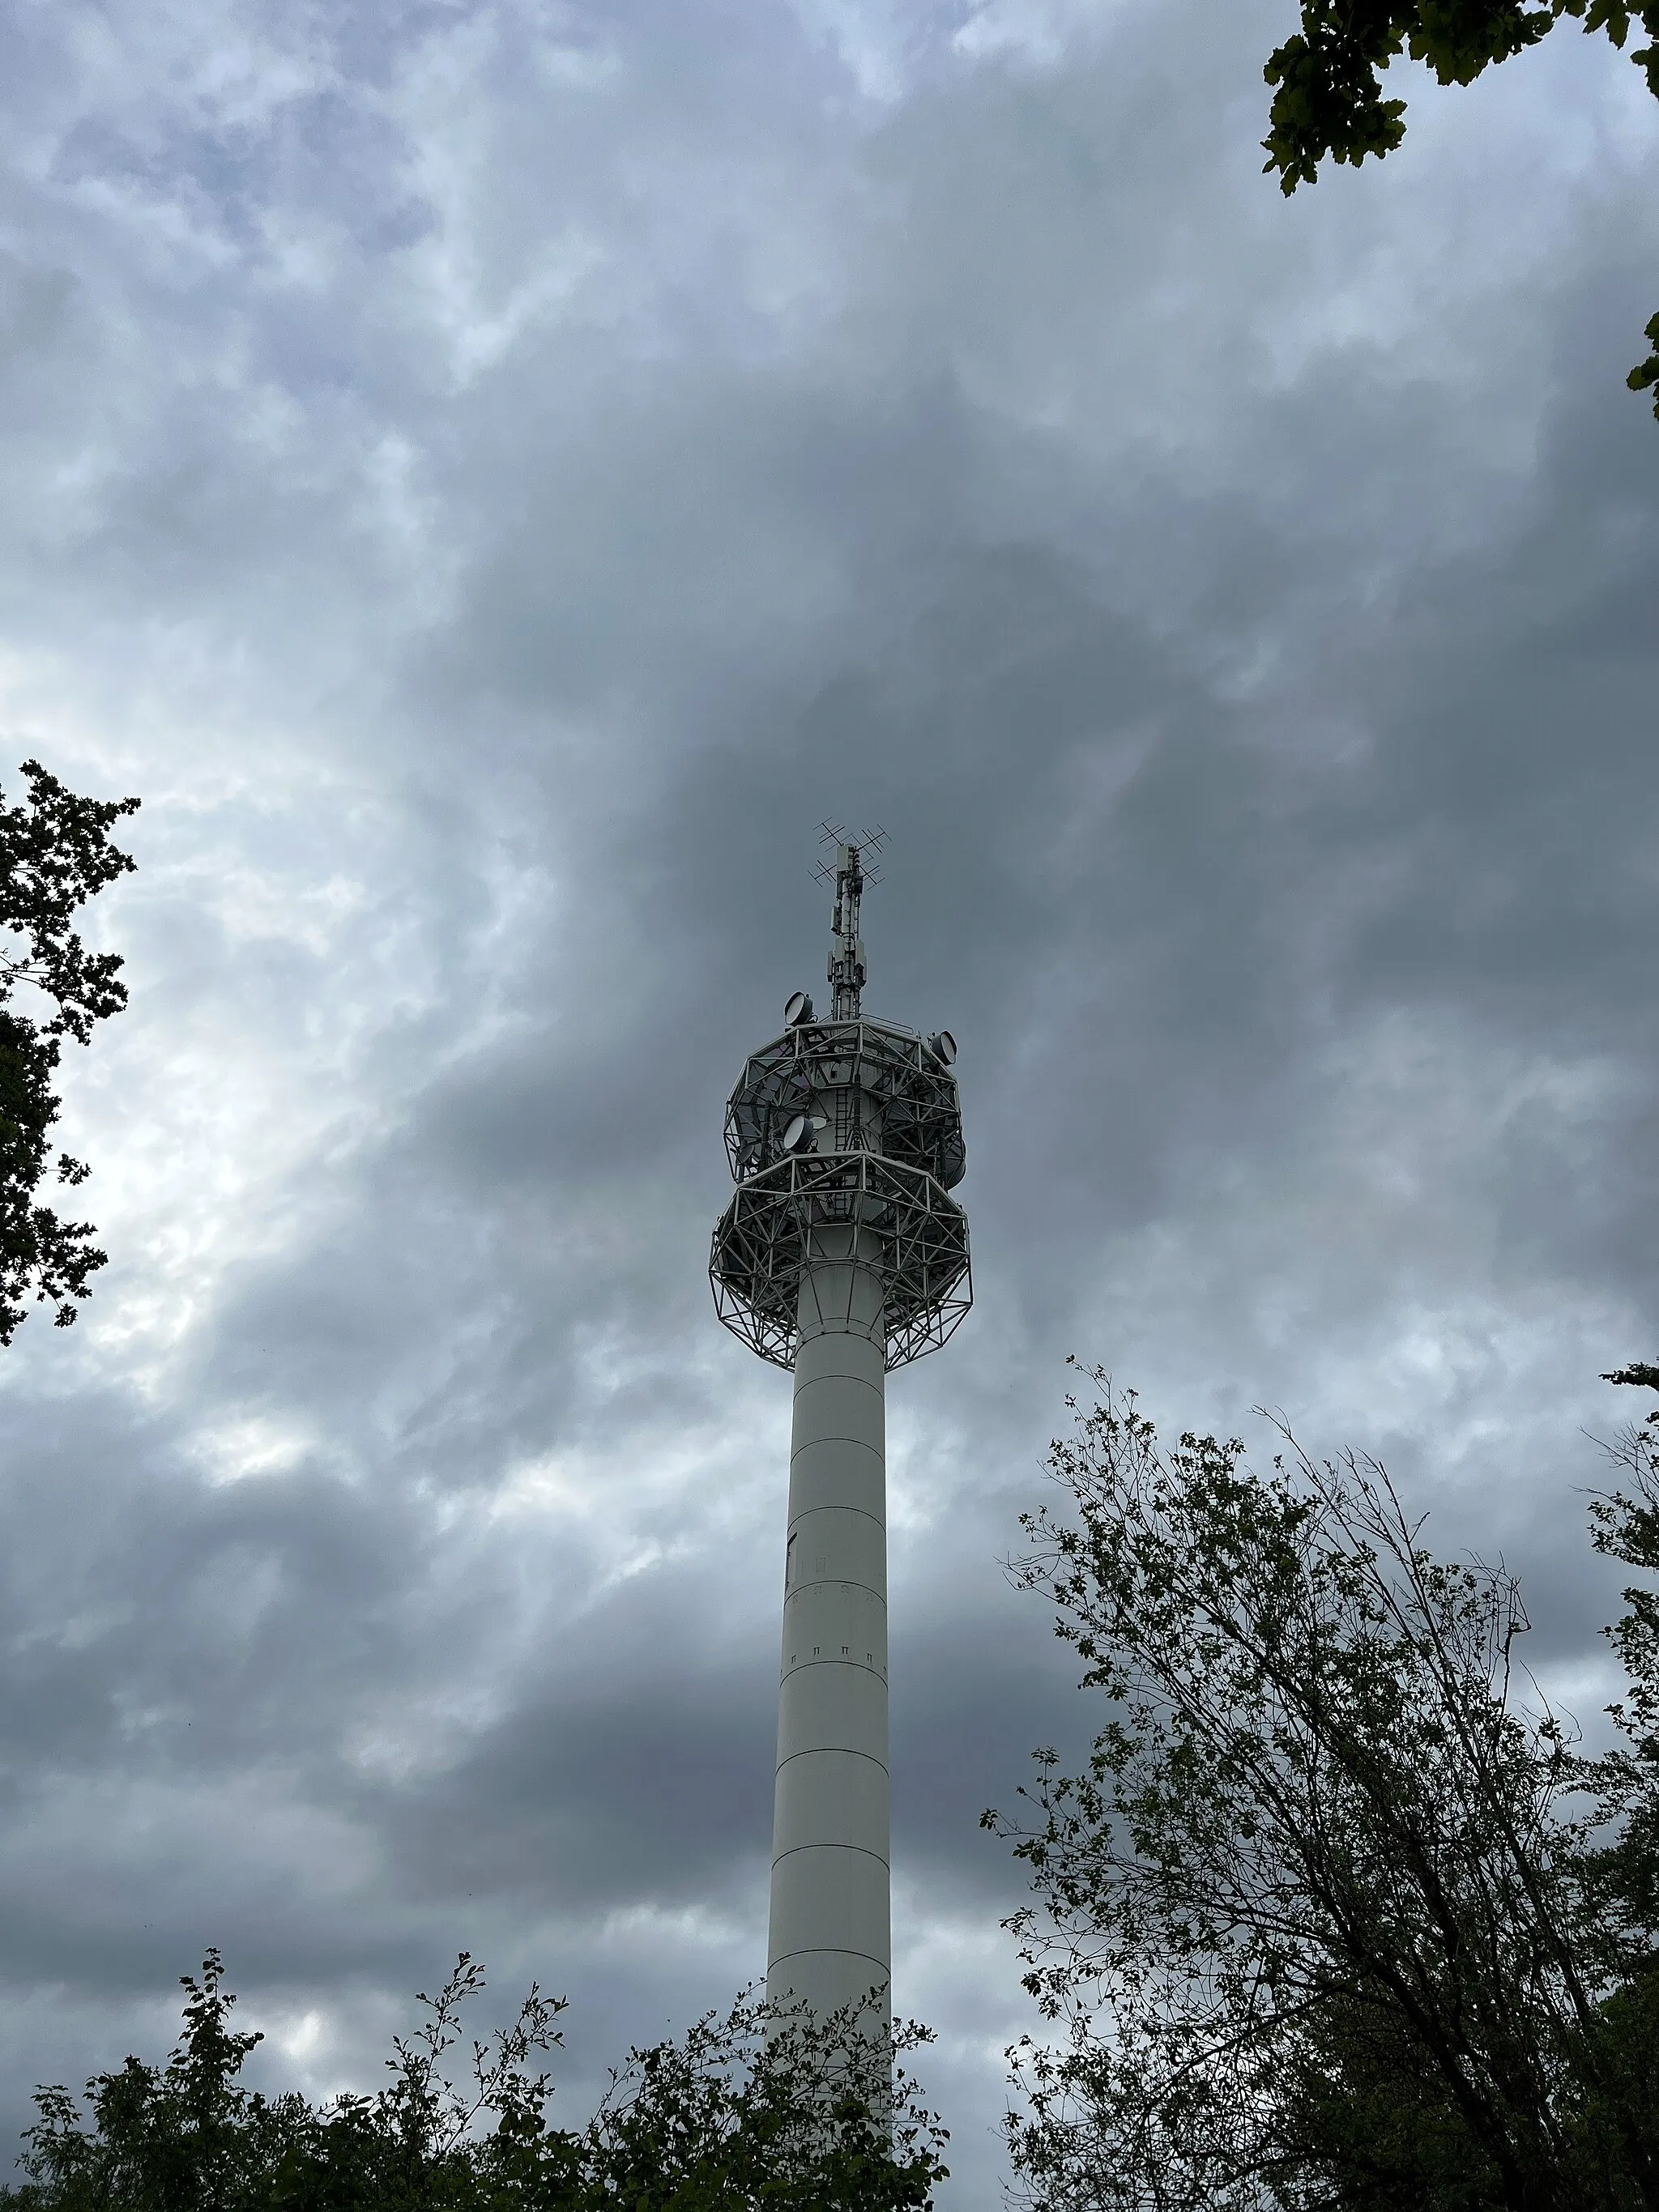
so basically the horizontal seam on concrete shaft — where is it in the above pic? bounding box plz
[779,1658,886,1680]
[793,1368,884,1391]
[787,1513,889,1548]
[783,1576,885,1603]
[775,1745,889,1777]
[769,1948,889,1972]
[772,1841,889,1870]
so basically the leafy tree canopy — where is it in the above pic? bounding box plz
[0,759,139,1343]
[987,1366,1659,2212]
[1260,0,1659,411]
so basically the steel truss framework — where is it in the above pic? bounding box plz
[723,1020,966,1192]
[710,1149,971,1371]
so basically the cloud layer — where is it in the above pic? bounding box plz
[0,1,1657,2199]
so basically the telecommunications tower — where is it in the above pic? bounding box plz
[710,831,971,2027]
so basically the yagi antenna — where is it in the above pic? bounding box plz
[812,820,887,888]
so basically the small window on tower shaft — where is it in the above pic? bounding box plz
[786,1532,797,1589]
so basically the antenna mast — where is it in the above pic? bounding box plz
[819,823,885,1020]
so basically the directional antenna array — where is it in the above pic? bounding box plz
[813,823,887,1018]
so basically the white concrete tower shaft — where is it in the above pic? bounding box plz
[769,1223,890,2022]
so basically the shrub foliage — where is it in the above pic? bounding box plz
[1,1953,947,2212]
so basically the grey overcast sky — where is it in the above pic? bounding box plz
[1,0,1657,2200]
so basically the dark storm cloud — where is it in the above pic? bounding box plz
[0,1,1655,2203]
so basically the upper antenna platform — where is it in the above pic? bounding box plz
[813,824,886,1019]
[710,819,970,1372]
